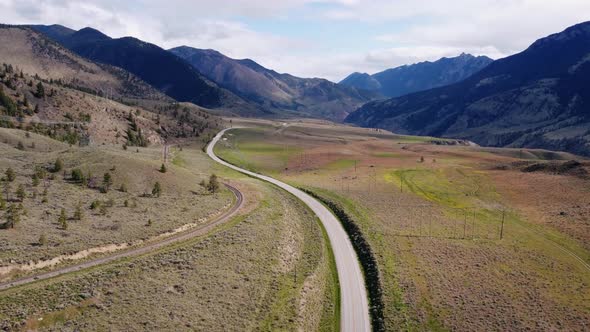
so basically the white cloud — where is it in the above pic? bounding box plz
[322,0,590,54]
[0,0,589,81]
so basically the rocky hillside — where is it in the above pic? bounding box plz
[340,53,493,98]
[0,25,221,146]
[170,46,378,121]
[0,25,168,102]
[345,22,590,157]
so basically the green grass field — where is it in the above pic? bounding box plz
[215,129,302,175]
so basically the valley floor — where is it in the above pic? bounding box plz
[216,119,590,331]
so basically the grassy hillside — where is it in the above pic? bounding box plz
[0,171,339,331]
[0,25,168,102]
[0,61,222,147]
[0,128,232,273]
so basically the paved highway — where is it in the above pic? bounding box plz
[208,128,371,332]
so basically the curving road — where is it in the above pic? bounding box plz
[208,128,371,332]
[0,184,243,291]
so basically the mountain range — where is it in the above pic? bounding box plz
[29,25,239,109]
[170,46,377,120]
[30,25,377,120]
[345,21,590,156]
[340,53,493,98]
[12,21,590,156]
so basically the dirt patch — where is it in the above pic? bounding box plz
[492,170,590,251]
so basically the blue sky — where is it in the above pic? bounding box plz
[1,0,589,81]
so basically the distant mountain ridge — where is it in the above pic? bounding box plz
[345,22,590,156]
[170,46,378,121]
[340,53,493,98]
[29,24,253,111]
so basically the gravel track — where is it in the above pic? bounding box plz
[0,183,243,291]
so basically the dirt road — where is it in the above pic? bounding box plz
[0,184,243,291]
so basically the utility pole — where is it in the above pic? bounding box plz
[418,218,422,237]
[373,167,377,192]
[463,210,467,239]
[472,210,476,239]
[500,209,505,240]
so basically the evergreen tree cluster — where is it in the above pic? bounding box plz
[126,111,148,147]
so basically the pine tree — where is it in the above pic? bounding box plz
[59,208,67,230]
[38,234,47,246]
[36,82,45,98]
[207,174,220,193]
[0,191,5,210]
[16,184,25,202]
[3,182,11,202]
[73,203,83,221]
[5,168,15,182]
[102,173,113,192]
[53,158,63,173]
[0,86,17,116]
[152,182,162,198]
[160,163,167,173]
[5,204,19,228]
[71,168,83,182]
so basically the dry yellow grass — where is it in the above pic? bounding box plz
[0,128,231,279]
[0,178,338,331]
